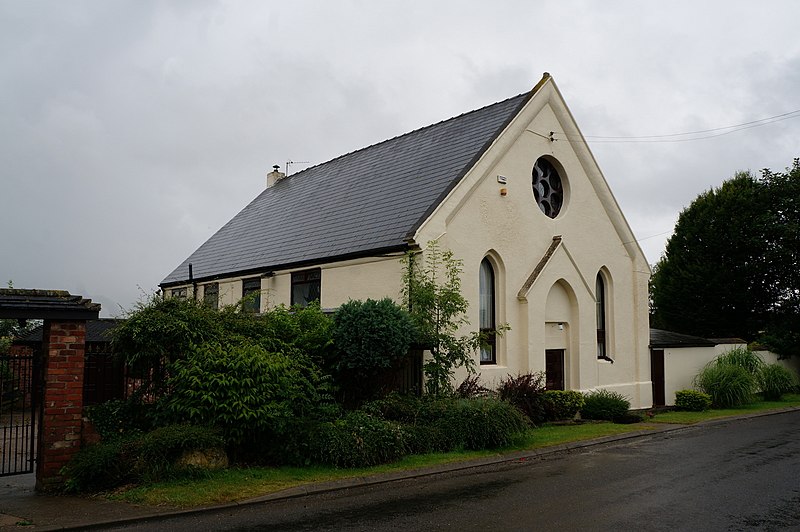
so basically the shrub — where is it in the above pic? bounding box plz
[113,297,335,400]
[85,399,154,442]
[361,393,423,424]
[692,348,766,408]
[112,296,223,395]
[158,342,332,449]
[455,375,490,399]
[674,389,712,411]
[362,395,529,454]
[411,397,528,451]
[715,347,765,376]
[580,389,630,421]
[62,425,226,492]
[694,363,755,408]
[758,364,797,401]
[497,372,548,424]
[62,438,138,493]
[438,398,529,450]
[543,390,584,421]
[329,298,417,404]
[308,411,408,468]
[135,425,225,481]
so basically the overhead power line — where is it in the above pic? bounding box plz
[549,108,800,144]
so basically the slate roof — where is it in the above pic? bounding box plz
[649,328,717,348]
[0,289,101,320]
[161,89,537,286]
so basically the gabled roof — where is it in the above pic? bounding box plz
[649,328,717,348]
[161,83,542,286]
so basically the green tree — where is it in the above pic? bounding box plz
[651,159,800,353]
[329,298,416,404]
[402,241,505,395]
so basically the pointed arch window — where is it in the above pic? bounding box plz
[596,272,607,359]
[479,258,496,364]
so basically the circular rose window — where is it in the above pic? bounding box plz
[532,158,564,218]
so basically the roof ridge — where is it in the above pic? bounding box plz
[280,91,531,181]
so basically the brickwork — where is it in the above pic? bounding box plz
[36,320,87,491]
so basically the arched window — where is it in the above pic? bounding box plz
[479,258,496,364]
[596,272,607,359]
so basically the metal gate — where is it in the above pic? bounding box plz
[0,352,39,476]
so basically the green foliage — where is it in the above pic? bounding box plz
[62,425,225,492]
[113,295,334,399]
[112,296,223,395]
[158,342,332,448]
[402,241,504,396]
[497,372,548,424]
[435,397,529,450]
[651,159,800,348]
[542,390,585,421]
[455,374,490,398]
[757,364,797,401]
[361,394,529,454]
[85,399,154,441]
[580,389,631,421]
[135,425,225,481]
[694,364,756,408]
[674,390,712,411]
[62,438,138,493]
[329,298,416,403]
[309,411,408,468]
[715,347,765,376]
[693,347,763,408]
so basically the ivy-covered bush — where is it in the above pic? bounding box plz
[308,411,408,468]
[497,372,548,424]
[758,364,797,401]
[329,298,416,404]
[543,390,584,421]
[674,390,712,411]
[158,342,333,450]
[580,389,631,421]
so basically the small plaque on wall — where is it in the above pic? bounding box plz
[497,175,508,184]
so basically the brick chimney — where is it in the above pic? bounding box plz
[266,165,286,188]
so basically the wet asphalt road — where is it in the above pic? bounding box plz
[108,410,800,531]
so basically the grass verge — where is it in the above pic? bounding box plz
[650,393,800,424]
[112,396,799,508]
[112,422,655,507]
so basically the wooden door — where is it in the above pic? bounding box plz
[545,349,565,391]
[651,349,665,406]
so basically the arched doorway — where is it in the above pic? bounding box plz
[544,280,577,390]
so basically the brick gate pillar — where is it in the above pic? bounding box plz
[36,319,87,491]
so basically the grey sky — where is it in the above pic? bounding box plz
[2,1,798,316]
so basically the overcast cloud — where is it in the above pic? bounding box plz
[2,0,798,316]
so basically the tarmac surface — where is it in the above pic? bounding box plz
[1,407,797,531]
